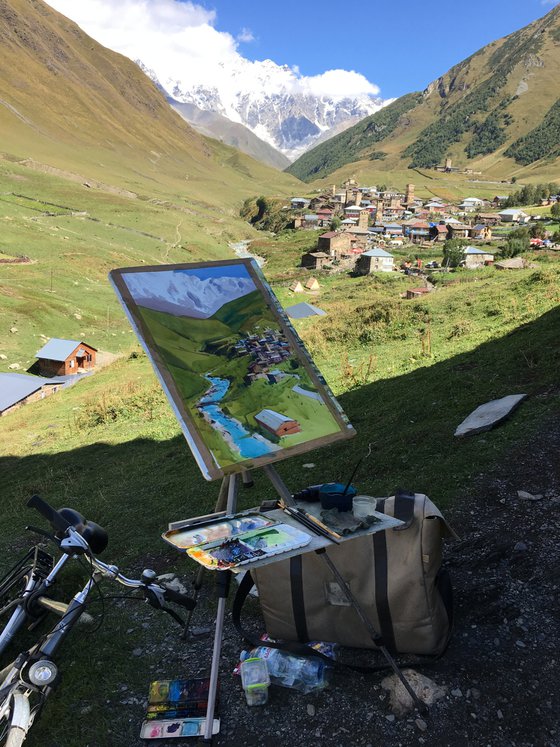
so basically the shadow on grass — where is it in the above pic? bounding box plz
[1,306,559,564]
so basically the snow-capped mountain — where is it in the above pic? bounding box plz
[122,269,255,319]
[138,59,386,162]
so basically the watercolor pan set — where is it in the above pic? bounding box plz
[162,514,311,570]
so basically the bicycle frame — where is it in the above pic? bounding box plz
[0,553,71,658]
[0,503,194,745]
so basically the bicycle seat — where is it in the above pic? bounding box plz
[57,508,108,554]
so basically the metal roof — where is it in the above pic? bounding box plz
[255,409,296,430]
[36,339,82,361]
[362,248,393,258]
[285,302,327,320]
[464,246,493,254]
[0,373,63,412]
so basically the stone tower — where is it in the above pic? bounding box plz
[405,183,415,205]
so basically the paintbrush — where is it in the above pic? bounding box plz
[279,501,341,544]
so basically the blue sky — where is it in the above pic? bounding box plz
[196,0,557,97]
[46,0,557,101]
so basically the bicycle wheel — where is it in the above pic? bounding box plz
[0,691,32,747]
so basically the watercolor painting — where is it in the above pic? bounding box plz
[110,259,354,480]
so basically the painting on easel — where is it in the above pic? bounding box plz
[110,259,355,480]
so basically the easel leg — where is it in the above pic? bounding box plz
[203,474,238,742]
[182,478,231,640]
[316,548,428,715]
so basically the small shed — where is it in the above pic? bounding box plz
[301,252,329,271]
[0,373,64,416]
[305,277,321,291]
[36,339,97,377]
[254,409,301,437]
[406,287,431,299]
[289,281,304,292]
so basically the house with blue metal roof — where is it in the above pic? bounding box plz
[0,373,65,416]
[356,247,394,274]
[462,246,495,268]
[36,338,97,377]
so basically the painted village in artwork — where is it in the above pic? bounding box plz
[120,264,343,470]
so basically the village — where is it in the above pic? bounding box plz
[288,178,558,278]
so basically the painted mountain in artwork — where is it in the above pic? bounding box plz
[122,269,256,319]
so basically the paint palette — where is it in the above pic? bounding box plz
[162,514,274,550]
[186,524,311,570]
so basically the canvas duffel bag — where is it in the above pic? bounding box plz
[234,490,455,657]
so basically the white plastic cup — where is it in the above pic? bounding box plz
[240,657,270,706]
[352,495,377,520]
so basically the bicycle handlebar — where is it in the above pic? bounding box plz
[27,495,71,534]
[26,496,196,618]
[160,585,196,610]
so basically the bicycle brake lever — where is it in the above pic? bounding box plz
[26,525,57,542]
[160,605,185,627]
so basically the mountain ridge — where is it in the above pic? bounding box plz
[140,55,387,161]
[287,5,560,183]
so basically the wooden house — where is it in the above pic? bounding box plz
[469,224,492,241]
[36,339,97,377]
[430,224,448,242]
[446,222,471,239]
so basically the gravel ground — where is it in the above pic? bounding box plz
[125,417,560,747]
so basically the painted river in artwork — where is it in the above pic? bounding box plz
[198,375,277,459]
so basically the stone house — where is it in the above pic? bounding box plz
[0,373,64,416]
[356,248,394,274]
[317,231,352,256]
[462,246,495,268]
[301,252,330,270]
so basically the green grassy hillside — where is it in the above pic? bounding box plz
[0,0,303,372]
[287,4,560,185]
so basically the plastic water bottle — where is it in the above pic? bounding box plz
[240,646,331,694]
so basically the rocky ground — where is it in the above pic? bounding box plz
[119,417,559,747]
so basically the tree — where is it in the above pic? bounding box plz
[529,222,546,239]
[329,217,341,231]
[500,238,526,258]
[551,202,560,219]
[442,239,468,268]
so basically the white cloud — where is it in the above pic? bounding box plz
[237,28,255,44]
[44,0,381,99]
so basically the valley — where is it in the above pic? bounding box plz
[0,1,558,745]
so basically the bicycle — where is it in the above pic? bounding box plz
[0,495,196,746]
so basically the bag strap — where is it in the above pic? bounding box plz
[392,487,417,530]
[231,566,422,674]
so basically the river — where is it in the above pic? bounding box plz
[198,375,277,459]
